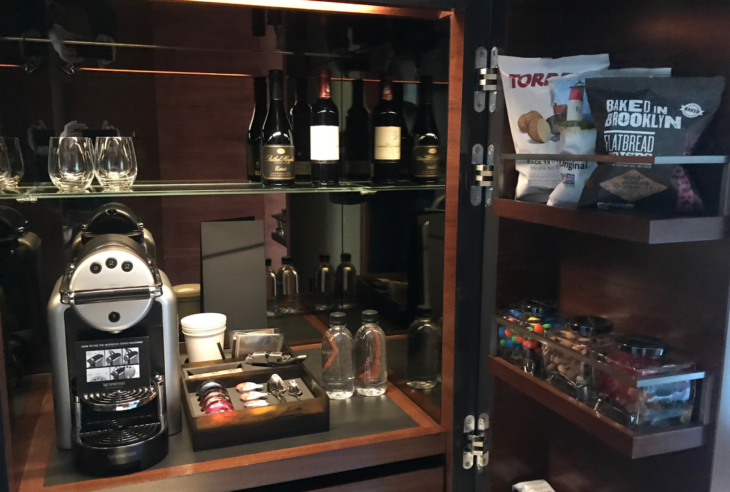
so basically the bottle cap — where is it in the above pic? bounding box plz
[330,312,346,325]
[265,258,271,267]
[415,305,432,318]
[319,254,330,262]
[566,315,612,337]
[341,253,351,261]
[281,255,292,265]
[362,310,378,323]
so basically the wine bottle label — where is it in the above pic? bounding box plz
[374,126,401,160]
[262,145,295,180]
[310,126,339,161]
[411,145,440,177]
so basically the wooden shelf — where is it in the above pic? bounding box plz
[11,357,444,492]
[488,356,706,459]
[492,199,730,244]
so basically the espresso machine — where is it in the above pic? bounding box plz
[48,203,180,475]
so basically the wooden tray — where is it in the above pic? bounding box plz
[181,360,329,451]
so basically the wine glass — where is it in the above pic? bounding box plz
[0,138,25,191]
[48,137,95,192]
[0,145,8,189]
[94,137,137,191]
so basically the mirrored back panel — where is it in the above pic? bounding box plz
[0,0,449,422]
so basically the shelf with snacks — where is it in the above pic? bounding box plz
[488,356,705,459]
[491,315,709,459]
[0,180,445,201]
[495,154,730,244]
[491,199,730,244]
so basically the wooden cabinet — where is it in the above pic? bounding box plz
[1,0,730,491]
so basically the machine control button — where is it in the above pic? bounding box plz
[106,258,118,269]
[121,261,133,272]
[90,263,102,274]
[108,312,121,323]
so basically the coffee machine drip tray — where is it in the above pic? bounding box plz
[81,386,157,412]
[79,415,161,448]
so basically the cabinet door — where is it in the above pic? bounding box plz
[444,1,494,492]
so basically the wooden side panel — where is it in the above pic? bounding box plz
[441,10,464,490]
[487,0,730,490]
[489,379,550,492]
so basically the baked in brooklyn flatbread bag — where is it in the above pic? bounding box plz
[578,77,725,213]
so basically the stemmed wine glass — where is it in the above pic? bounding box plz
[0,138,24,191]
[94,137,137,191]
[48,137,95,193]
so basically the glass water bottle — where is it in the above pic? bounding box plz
[277,256,299,314]
[354,310,387,396]
[314,254,334,311]
[406,306,441,389]
[321,312,355,399]
[335,253,357,310]
[265,258,277,317]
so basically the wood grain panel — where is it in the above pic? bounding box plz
[153,3,272,284]
[491,0,730,489]
[309,466,444,492]
[489,378,549,492]
[441,10,463,491]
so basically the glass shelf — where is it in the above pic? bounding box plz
[500,154,729,165]
[1,180,445,201]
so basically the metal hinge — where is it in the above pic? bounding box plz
[474,47,499,113]
[471,144,495,207]
[462,413,489,472]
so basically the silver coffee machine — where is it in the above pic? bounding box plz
[48,203,181,475]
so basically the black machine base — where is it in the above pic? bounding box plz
[73,425,168,476]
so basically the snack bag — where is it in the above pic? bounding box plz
[579,77,724,213]
[499,54,610,202]
[547,68,671,208]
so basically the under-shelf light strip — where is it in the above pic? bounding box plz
[0,64,447,84]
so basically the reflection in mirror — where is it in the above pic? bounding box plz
[0,0,448,426]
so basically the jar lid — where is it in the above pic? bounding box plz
[617,335,668,358]
[174,283,201,299]
[519,299,558,317]
[566,316,613,337]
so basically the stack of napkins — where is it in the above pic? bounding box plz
[512,480,556,492]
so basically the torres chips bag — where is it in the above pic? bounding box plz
[499,54,610,203]
[546,68,671,208]
[579,77,725,213]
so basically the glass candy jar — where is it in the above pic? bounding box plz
[595,335,699,429]
[542,315,613,401]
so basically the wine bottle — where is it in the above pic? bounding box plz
[411,76,441,183]
[311,69,341,186]
[246,77,267,182]
[372,75,401,185]
[261,69,295,188]
[393,82,413,178]
[344,79,370,180]
[290,77,311,182]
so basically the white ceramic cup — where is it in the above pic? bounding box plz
[183,325,226,363]
[181,313,226,332]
